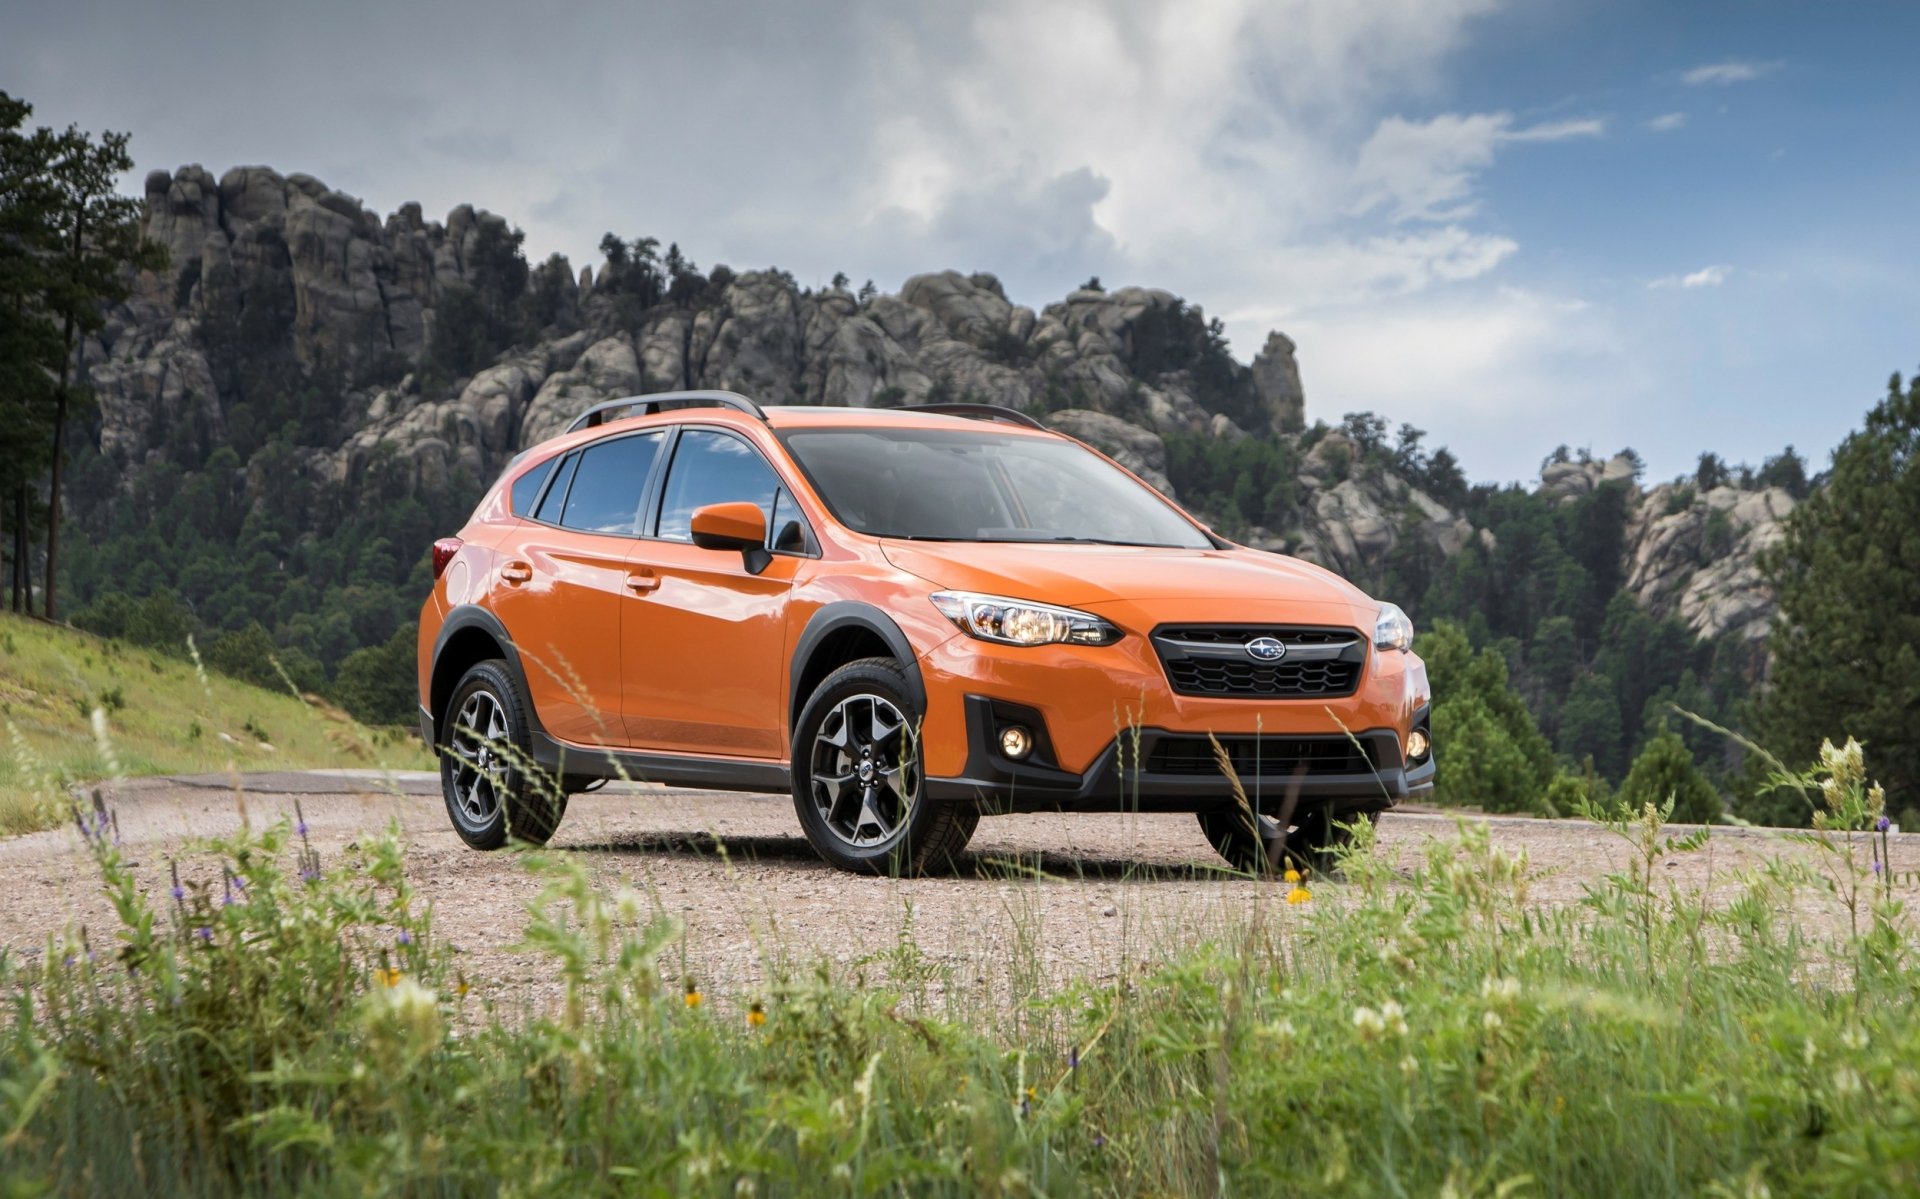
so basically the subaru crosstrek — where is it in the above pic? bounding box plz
[417,391,1433,874]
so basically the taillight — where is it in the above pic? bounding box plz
[432,537,463,580]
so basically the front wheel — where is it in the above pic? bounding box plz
[1197,805,1377,876]
[438,660,568,849]
[790,658,977,875]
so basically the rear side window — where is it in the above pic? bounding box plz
[509,456,557,515]
[558,433,665,535]
[532,453,579,524]
[655,430,782,542]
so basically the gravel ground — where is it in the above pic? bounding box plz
[4,772,1910,1014]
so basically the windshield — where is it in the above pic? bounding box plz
[778,426,1214,548]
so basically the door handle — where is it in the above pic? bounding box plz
[625,570,660,594]
[500,561,532,584]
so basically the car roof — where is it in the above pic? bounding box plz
[759,405,1055,434]
[508,399,1061,475]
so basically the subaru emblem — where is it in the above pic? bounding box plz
[1245,636,1287,662]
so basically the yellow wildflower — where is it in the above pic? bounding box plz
[747,1001,766,1028]
[376,967,402,988]
[1283,867,1301,884]
[1286,886,1312,905]
[684,977,704,1009]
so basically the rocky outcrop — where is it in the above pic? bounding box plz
[1537,452,1641,503]
[1524,454,1794,644]
[87,164,527,472]
[1281,429,1475,577]
[1624,483,1795,643]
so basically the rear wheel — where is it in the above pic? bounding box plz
[791,658,977,875]
[438,660,568,849]
[1197,805,1377,876]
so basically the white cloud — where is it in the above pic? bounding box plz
[1682,60,1781,86]
[1651,264,1732,289]
[1351,112,1604,222]
[1647,111,1687,132]
[1278,285,1633,478]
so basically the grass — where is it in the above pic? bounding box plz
[0,733,1914,1195]
[0,610,431,835]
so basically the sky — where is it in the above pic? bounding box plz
[5,0,1916,484]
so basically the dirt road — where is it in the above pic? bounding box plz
[2,772,1899,1010]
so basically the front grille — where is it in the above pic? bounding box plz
[1144,735,1377,777]
[1151,625,1366,699]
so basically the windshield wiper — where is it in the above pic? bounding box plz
[1004,535,1185,548]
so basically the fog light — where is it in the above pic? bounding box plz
[999,725,1033,760]
[1406,729,1431,761]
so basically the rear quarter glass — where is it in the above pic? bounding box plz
[510,456,557,515]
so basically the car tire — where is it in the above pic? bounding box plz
[438,659,568,849]
[791,657,978,875]
[1197,805,1377,876]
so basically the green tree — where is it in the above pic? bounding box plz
[33,114,166,619]
[1758,373,1920,817]
[1557,671,1624,778]
[1616,729,1722,824]
[1432,695,1542,813]
[333,624,418,725]
[1424,621,1556,813]
[0,92,62,612]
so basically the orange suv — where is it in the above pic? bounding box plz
[417,391,1432,874]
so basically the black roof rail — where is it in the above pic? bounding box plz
[565,390,766,435]
[901,403,1047,430]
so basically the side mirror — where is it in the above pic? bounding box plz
[689,501,772,574]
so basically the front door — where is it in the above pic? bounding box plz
[622,427,802,759]
[487,430,666,753]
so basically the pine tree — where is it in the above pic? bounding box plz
[1757,373,1920,818]
[31,114,166,619]
[1616,729,1721,824]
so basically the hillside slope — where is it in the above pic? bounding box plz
[0,610,430,834]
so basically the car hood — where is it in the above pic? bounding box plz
[879,540,1377,622]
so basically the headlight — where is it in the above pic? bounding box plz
[1374,603,1414,652]
[930,591,1122,647]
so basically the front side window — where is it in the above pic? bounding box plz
[779,427,1212,548]
[556,433,665,535]
[656,430,782,542]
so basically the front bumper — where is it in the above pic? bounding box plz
[924,694,1434,812]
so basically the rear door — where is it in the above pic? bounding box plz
[621,427,809,758]
[487,430,666,750]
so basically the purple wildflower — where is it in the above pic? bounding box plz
[1020,1096,1031,1119]
[194,926,213,942]
[1873,860,1884,875]
[1876,816,1892,832]
[1067,1046,1079,1070]
[170,885,185,902]
[296,820,309,837]
[396,930,413,946]
[62,954,75,969]
[1092,1132,1108,1148]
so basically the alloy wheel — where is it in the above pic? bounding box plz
[447,687,511,828]
[809,693,919,848]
